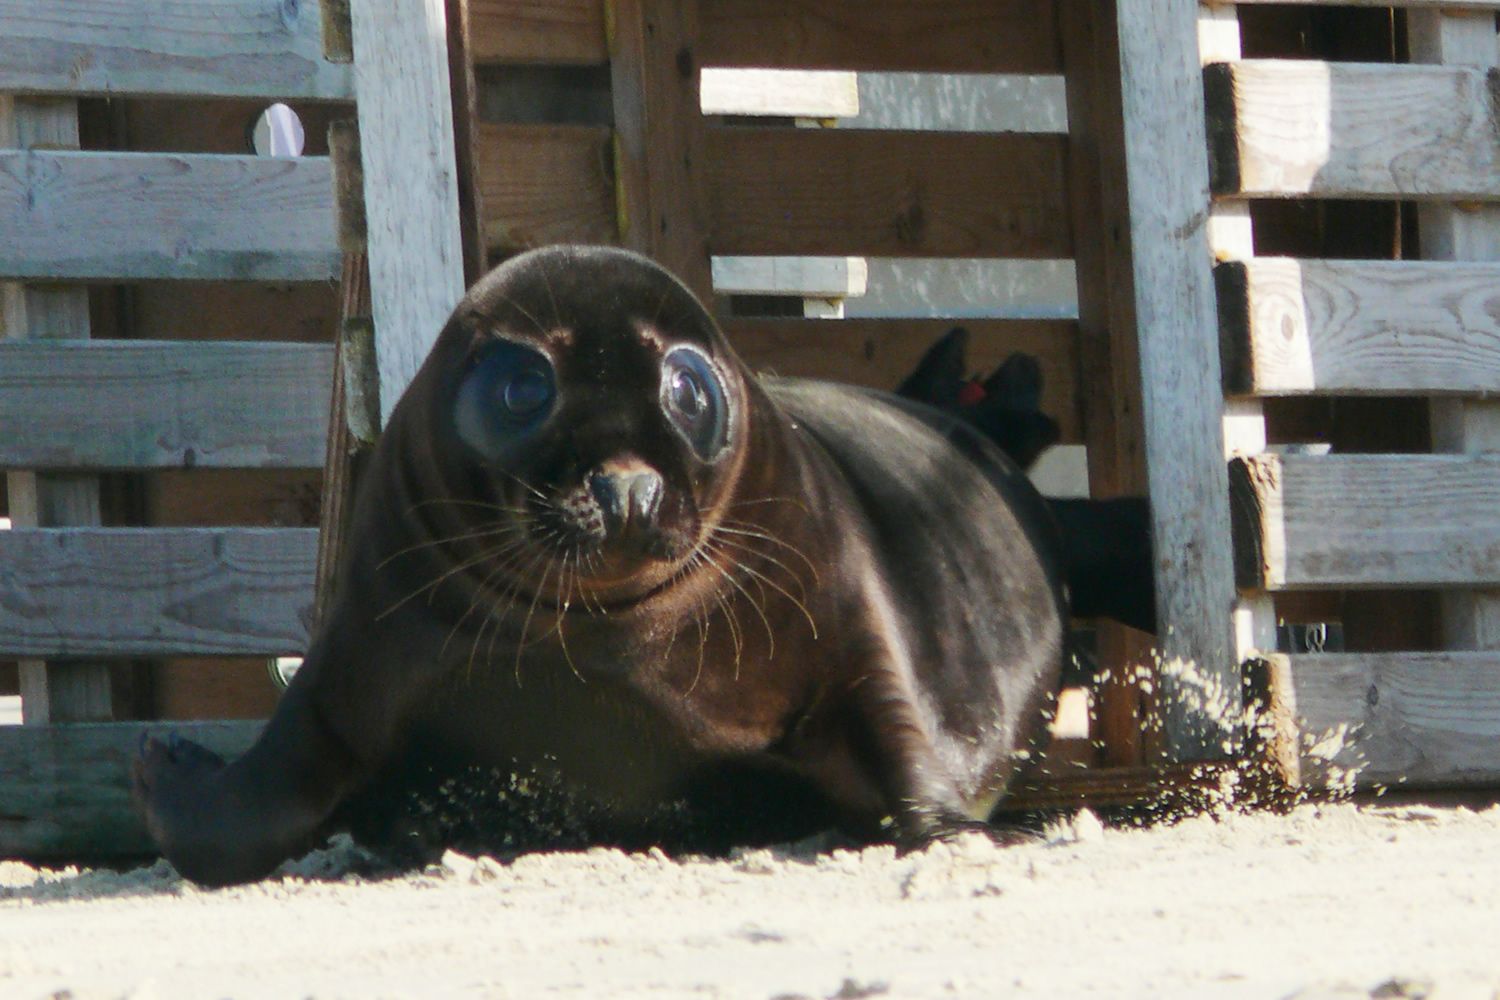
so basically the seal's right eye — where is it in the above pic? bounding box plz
[455,341,555,457]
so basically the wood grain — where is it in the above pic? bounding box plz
[476,123,616,255]
[467,0,607,65]
[1231,453,1500,589]
[0,340,332,470]
[725,317,1082,442]
[1115,0,1240,760]
[1219,258,1500,396]
[0,528,316,658]
[698,0,1062,73]
[703,128,1072,259]
[0,720,264,859]
[1207,60,1500,199]
[350,0,468,424]
[1282,652,1500,789]
[0,150,340,281]
[699,69,859,119]
[3,97,115,724]
[0,0,354,101]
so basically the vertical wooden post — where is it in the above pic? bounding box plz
[1,97,114,724]
[608,0,713,302]
[349,0,468,424]
[1112,0,1241,761]
[1058,4,1154,765]
[1411,13,1500,649]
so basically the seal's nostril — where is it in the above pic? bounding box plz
[587,471,623,523]
[627,470,663,523]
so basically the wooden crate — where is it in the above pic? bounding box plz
[1208,0,1500,791]
[0,0,353,855]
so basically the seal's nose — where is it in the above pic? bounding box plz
[588,464,664,536]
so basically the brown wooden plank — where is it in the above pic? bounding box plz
[477,123,617,256]
[1231,453,1500,590]
[0,340,332,470]
[0,719,264,859]
[704,128,1072,259]
[610,0,714,300]
[725,318,1082,444]
[466,0,607,65]
[1219,259,1500,397]
[1282,652,1500,789]
[1206,60,1500,200]
[698,0,1062,73]
[0,528,315,659]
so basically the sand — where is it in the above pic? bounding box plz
[2,800,1497,1000]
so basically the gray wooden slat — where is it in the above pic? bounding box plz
[1230,453,1500,589]
[0,720,263,859]
[1232,0,1500,7]
[0,150,341,281]
[1218,258,1500,396]
[1116,0,1240,761]
[1282,652,1500,789]
[0,340,332,470]
[1206,60,1500,200]
[0,528,316,658]
[0,0,353,101]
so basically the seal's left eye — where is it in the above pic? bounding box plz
[661,347,728,461]
[503,368,552,416]
[455,340,556,460]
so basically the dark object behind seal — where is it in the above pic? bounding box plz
[132,246,1068,886]
[896,326,1157,636]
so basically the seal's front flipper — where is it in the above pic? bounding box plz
[132,683,363,886]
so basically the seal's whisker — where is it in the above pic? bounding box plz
[727,495,811,515]
[403,497,530,517]
[684,557,711,696]
[446,550,532,680]
[513,559,558,682]
[715,520,822,584]
[376,522,526,570]
[711,533,813,603]
[705,540,819,639]
[375,537,531,622]
[552,550,585,683]
[702,542,776,662]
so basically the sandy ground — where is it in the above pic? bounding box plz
[2,800,1497,1000]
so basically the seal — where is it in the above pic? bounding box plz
[132,245,1067,886]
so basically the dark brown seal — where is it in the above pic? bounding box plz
[133,245,1067,886]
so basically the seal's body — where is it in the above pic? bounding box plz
[134,246,1067,885]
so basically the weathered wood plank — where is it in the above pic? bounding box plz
[350,0,468,425]
[3,96,116,725]
[724,318,1082,443]
[712,257,868,298]
[698,0,1062,73]
[0,151,340,281]
[1218,258,1500,396]
[699,69,859,119]
[0,340,332,470]
[1229,0,1500,7]
[476,123,616,255]
[0,528,316,658]
[1282,652,1500,789]
[0,0,354,101]
[1206,60,1500,200]
[1231,453,1500,589]
[467,0,607,65]
[1116,1,1240,761]
[0,720,264,859]
[703,128,1072,259]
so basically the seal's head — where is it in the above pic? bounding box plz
[428,246,749,603]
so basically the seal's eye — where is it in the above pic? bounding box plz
[662,347,728,460]
[503,368,552,416]
[455,340,555,459]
